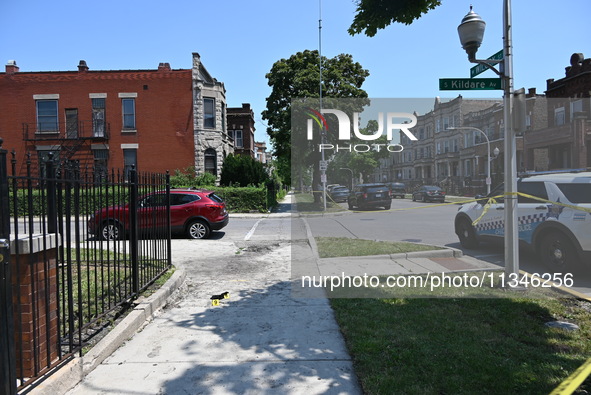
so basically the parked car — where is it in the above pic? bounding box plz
[88,188,229,241]
[454,171,591,271]
[387,182,406,199]
[329,186,350,203]
[412,186,446,202]
[326,184,341,194]
[348,183,391,210]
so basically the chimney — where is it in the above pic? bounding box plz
[78,60,89,72]
[5,60,19,74]
[527,88,537,97]
[158,62,171,71]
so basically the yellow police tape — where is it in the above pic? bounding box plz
[550,357,591,395]
[315,190,591,223]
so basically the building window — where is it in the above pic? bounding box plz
[123,149,137,180]
[235,130,243,148]
[555,107,565,126]
[93,149,109,181]
[65,109,78,138]
[122,98,136,130]
[204,98,215,128]
[92,98,106,137]
[571,100,583,120]
[36,100,59,133]
[204,148,217,175]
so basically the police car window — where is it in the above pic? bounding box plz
[556,184,591,203]
[517,182,548,203]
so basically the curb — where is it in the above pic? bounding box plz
[29,268,186,395]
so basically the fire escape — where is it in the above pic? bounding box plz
[22,117,110,176]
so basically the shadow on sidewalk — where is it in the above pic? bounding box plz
[160,281,359,394]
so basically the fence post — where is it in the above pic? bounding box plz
[46,153,57,234]
[0,138,17,395]
[129,167,139,294]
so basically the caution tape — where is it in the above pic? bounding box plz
[550,357,591,395]
[305,190,591,217]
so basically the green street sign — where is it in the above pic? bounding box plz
[470,50,504,78]
[439,78,503,91]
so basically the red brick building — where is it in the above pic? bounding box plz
[227,103,255,159]
[0,53,232,179]
[524,53,591,170]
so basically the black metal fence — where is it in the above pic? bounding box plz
[0,144,172,394]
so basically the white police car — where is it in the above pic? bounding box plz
[454,171,591,271]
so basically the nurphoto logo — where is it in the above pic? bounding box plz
[305,109,419,153]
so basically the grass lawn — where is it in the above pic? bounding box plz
[316,237,443,258]
[330,281,591,394]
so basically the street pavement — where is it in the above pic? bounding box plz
[32,192,585,394]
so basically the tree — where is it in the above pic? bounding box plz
[262,50,370,197]
[348,0,442,37]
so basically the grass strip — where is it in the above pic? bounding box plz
[316,236,442,258]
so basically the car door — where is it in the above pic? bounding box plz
[514,181,549,245]
[137,193,167,231]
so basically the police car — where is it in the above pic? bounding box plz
[454,170,591,271]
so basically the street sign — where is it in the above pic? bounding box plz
[470,50,503,78]
[439,78,503,91]
[319,160,328,171]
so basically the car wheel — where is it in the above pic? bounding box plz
[456,218,479,249]
[348,200,355,210]
[422,195,427,203]
[187,220,211,239]
[538,231,579,272]
[384,203,391,210]
[412,195,416,201]
[101,221,122,241]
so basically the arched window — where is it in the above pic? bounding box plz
[204,148,216,175]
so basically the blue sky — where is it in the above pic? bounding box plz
[2,0,589,149]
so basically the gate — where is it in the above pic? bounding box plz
[0,144,172,393]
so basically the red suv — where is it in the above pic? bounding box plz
[88,189,229,240]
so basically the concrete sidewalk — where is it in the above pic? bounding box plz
[33,192,503,394]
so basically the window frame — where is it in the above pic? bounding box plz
[122,98,136,130]
[36,100,59,133]
[204,98,215,129]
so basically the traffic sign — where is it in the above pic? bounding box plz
[470,50,503,78]
[319,160,328,171]
[439,78,503,91]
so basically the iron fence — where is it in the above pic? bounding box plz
[0,146,172,394]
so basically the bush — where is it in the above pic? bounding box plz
[220,154,269,187]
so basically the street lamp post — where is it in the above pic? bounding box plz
[449,126,492,195]
[457,1,519,277]
[340,167,354,189]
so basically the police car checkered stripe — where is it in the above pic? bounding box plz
[475,213,546,232]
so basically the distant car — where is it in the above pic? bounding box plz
[387,182,406,199]
[329,186,350,203]
[326,184,341,194]
[88,188,229,240]
[348,183,391,210]
[412,186,446,203]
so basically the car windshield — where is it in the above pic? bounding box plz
[208,193,224,203]
[425,187,440,191]
[333,187,348,192]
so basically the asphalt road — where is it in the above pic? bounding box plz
[217,198,591,297]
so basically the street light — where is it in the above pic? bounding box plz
[457,1,519,277]
[340,167,354,189]
[449,126,492,195]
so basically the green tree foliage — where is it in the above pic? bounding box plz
[262,50,369,196]
[219,154,269,187]
[349,0,442,37]
[170,167,217,188]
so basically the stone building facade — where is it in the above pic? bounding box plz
[192,53,233,180]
